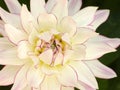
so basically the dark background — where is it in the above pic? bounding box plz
[0,0,120,90]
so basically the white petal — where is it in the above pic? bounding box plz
[4,0,21,14]
[27,66,44,88]
[0,48,27,65]
[40,75,61,90]
[57,65,77,86]
[11,64,30,90]
[85,60,117,79]
[23,86,31,90]
[52,0,68,21]
[68,0,82,15]
[89,10,110,30]
[0,20,6,36]
[39,49,53,65]
[61,86,74,90]
[0,7,21,28]
[30,0,46,18]
[72,7,98,27]
[69,61,98,89]
[5,24,28,45]
[85,36,117,60]
[0,65,21,85]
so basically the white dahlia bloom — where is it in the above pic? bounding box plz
[0,0,120,90]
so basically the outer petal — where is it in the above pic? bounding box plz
[0,65,21,85]
[61,86,74,90]
[5,24,28,45]
[0,48,27,65]
[27,66,44,88]
[4,0,21,14]
[23,86,31,90]
[72,7,98,27]
[30,0,46,18]
[85,36,117,60]
[69,61,98,89]
[0,7,21,28]
[68,0,82,15]
[52,0,68,21]
[40,75,61,90]
[0,20,6,36]
[11,64,30,90]
[57,65,77,87]
[85,60,117,79]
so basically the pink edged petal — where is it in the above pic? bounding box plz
[40,75,61,90]
[69,61,98,89]
[18,41,33,59]
[68,0,82,15]
[4,0,21,14]
[27,66,44,88]
[89,10,110,30]
[84,60,117,79]
[0,7,21,28]
[85,36,117,60]
[0,48,27,65]
[0,38,14,51]
[30,0,46,18]
[21,5,36,34]
[0,65,21,85]
[0,20,6,36]
[61,86,74,90]
[57,65,77,87]
[72,6,98,27]
[11,64,30,90]
[71,28,98,45]
[39,49,53,65]
[5,24,28,45]
[52,0,68,21]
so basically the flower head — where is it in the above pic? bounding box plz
[0,0,120,90]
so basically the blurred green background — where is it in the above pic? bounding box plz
[0,0,120,90]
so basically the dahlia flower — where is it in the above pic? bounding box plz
[0,0,120,90]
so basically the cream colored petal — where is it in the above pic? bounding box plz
[40,75,61,90]
[69,61,98,89]
[11,64,30,90]
[52,0,68,21]
[0,20,6,36]
[71,28,98,45]
[68,0,82,15]
[27,66,44,88]
[57,65,77,87]
[4,0,21,14]
[0,48,27,65]
[0,65,21,85]
[23,86,31,90]
[30,0,46,18]
[61,86,74,90]
[85,60,117,79]
[72,7,98,27]
[62,33,71,45]
[0,7,21,28]
[39,49,53,65]
[5,24,28,45]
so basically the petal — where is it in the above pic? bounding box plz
[5,24,28,45]
[40,75,61,90]
[85,36,117,60]
[21,5,36,34]
[0,65,21,85]
[30,0,46,18]
[4,0,21,14]
[88,10,110,30]
[85,60,117,79]
[39,49,53,65]
[11,64,30,90]
[23,86,31,90]
[0,20,6,36]
[68,0,82,15]
[61,86,74,90]
[57,65,77,87]
[71,28,98,45]
[0,7,21,28]
[72,7,98,27]
[69,61,98,89]
[0,48,27,65]
[52,0,68,21]
[27,66,44,88]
